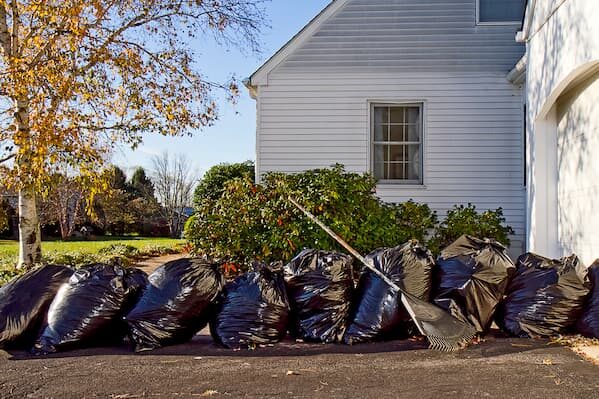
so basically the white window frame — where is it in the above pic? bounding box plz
[369,102,425,186]
[476,0,524,26]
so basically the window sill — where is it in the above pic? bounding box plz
[476,21,522,26]
[376,181,427,190]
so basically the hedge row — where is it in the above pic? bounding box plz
[185,164,513,272]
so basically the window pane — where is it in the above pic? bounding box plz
[371,104,423,182]
[374,124,388,141]
[388,162,406,180]
[406,107,420,124]
[408,161,421,181]
[406,123,420,142]
[374,162,386,180]
[406,144,421,163]
[389,125,404,142]
[374,107,388,124]
[388,145,406,163]
[479,0,526,23]
[373,144,386,163]
[390,107,404,123]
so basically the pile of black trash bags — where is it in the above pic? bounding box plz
[1,235,598,354]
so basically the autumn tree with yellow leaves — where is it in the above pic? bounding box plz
[0,0,266,268]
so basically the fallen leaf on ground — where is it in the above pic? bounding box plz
[510,343,533,348]
[542,358,554,365]
[200,390,219,397]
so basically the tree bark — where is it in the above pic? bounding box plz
[15,95,42,269]
[18,188,42,269]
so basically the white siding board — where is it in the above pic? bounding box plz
[253,0,525,253]
[272,0,523,75]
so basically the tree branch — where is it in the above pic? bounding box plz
[0,152,15,163]
[27,19,70,68]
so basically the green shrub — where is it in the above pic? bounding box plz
[428,203,514,254]
[193,161,255,207]
[186,165,516,269]
[396,200,438,243]
[0,263,21,286]
[98,243,140,258]
[186,165,415,270]
[138,244,180,257]
[42,251,104,267]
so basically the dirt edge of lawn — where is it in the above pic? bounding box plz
[134,253,188,275]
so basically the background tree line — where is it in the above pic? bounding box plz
[0,0,266,268]
[0,152,196,239]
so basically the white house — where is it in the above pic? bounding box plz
[518,0,599,265]
[245,0,530,255]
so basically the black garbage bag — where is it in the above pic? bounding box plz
[433,235,516,333]
[343,241,434,344]
[33,264,147,353]
[125,258,224,352]
[577,260,599,338]
[284,249,354,343]
[0,265,73,349]
[210,265,289,349]
[496,253,590,337]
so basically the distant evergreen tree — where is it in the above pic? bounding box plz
[130,167,155,199]
[193,161,255,207]
[109,166,129,191]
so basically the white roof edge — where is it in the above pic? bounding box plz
[507,54,527,85]
[517,0,537,42]
[249,0,350,86]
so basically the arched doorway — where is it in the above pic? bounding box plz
[530,62,599,263]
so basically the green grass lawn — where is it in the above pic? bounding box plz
[0,236,185,258]
[0,236,184,259]
[0,236,186,285]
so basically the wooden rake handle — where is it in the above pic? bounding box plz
[287,196,404,294]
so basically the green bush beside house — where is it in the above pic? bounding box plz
[185,164,513,273]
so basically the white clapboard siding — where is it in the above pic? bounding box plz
[274,0,524,74]
[252,0,526,254]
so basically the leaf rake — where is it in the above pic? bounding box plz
[288,196,476,352]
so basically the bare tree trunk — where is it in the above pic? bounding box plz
[152,152,196,238]
[15,95,42,269]
[59,209,69,240]
[18,188,41,269]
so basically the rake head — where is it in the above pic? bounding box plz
[400,290,477,352]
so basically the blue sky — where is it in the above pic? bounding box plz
[113,1,331,177]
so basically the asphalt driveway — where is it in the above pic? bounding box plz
[1,333,598,399]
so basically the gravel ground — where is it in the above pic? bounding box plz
[1,332,598,399]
